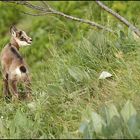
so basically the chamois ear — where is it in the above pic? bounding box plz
[10,26,18,37]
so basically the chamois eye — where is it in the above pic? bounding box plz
[19,31,22,36]
[20,37,24,41]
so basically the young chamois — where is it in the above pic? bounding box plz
[0,26,32,100]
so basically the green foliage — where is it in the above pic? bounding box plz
[78,101,140,139]
[0,3,22,36]
[0,1,140,139]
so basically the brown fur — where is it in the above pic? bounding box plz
[0,26,32,100]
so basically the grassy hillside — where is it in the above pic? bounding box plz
[0,1,140,139]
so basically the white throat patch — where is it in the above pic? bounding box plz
[15,67,22,77]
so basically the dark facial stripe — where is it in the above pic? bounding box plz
[20,36,27,42]
[10,47,23,60]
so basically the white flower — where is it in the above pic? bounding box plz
[99,71,112,79]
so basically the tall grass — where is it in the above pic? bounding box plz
[0,1,140,139]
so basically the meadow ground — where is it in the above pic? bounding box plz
[0,1,140,139]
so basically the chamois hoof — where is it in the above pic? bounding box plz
[12,95,19,102]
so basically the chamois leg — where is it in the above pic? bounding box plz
[9,80,19,100]
[3,73,11,97]
[25,76,32,100]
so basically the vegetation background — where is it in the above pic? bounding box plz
[0,1,140,139]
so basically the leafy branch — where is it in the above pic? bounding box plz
[2,1,140,37]
[95,0,140,37]
[2,1,114,33]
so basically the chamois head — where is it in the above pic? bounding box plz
[10,26,32,47]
